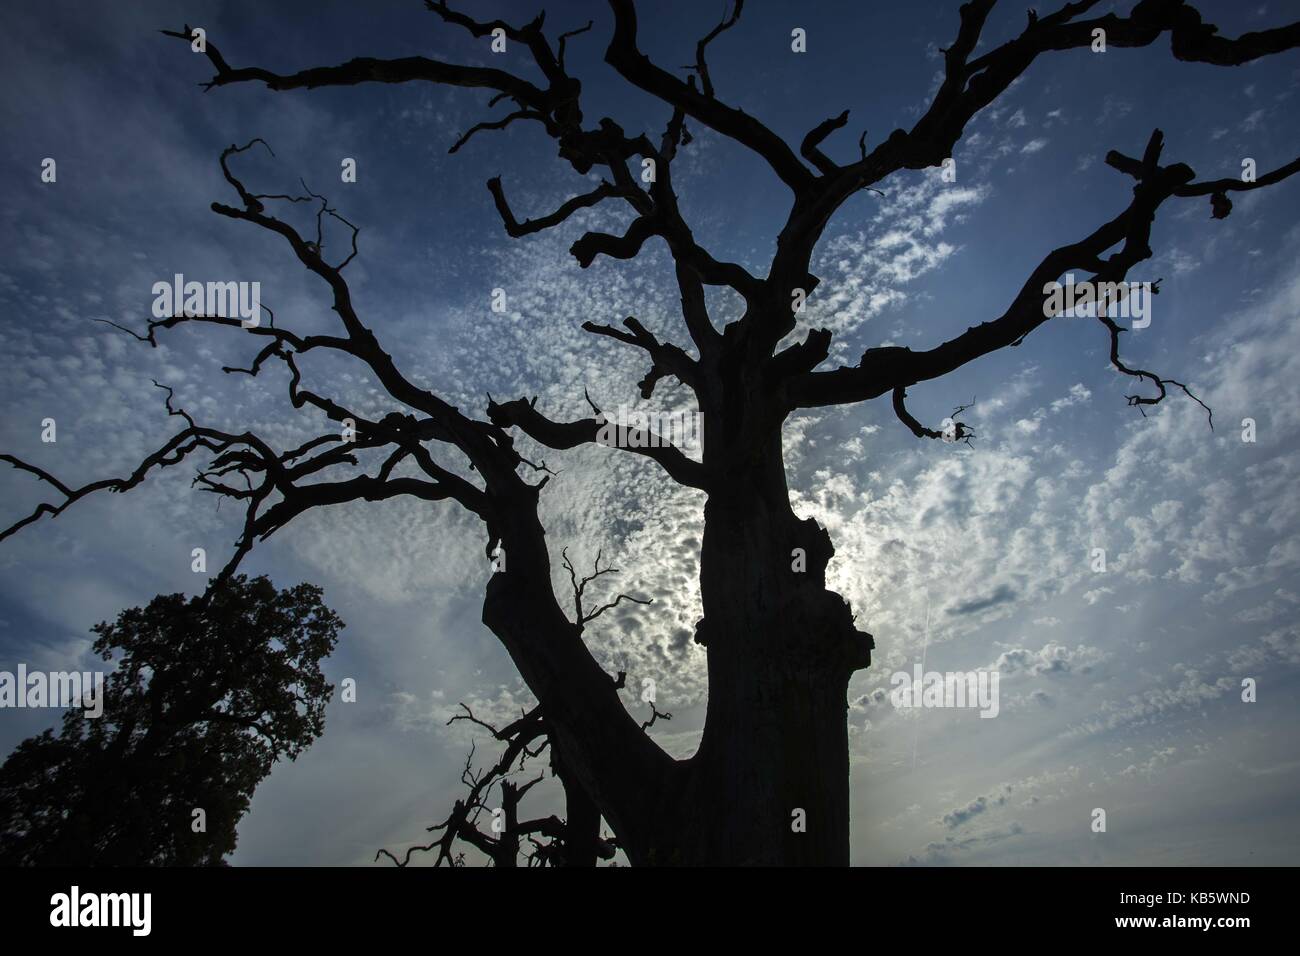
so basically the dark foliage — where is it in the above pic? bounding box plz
[0,574,341,865]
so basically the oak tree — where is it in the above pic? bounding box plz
[5,0,1300,864]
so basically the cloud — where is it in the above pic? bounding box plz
[948,583,1018,617]
[991,641,1108,676]
[1050,383,1092,413]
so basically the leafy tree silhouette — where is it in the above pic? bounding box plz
[0,575,341,866]
[3,1,1300,864]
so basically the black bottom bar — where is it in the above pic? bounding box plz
[0,866,1290,941]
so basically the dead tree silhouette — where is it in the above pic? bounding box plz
[375,701,620,867]
[4,0,1300,864]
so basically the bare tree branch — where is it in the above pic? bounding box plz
[487,176,620,236]
[788,131,1300,424]
[892,389,976,445]
[487,396,707,490]
[561,547,652,632]
[604,0,813,193]
[685,0,744,99]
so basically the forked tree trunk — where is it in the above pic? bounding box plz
[482,360,873,866]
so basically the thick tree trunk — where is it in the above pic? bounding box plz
[553,747,603,867]
[636,425,874,865]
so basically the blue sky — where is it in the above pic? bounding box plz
[1,0,1298,865]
